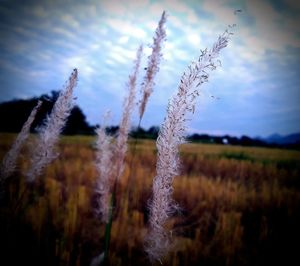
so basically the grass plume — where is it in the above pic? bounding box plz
[91,45,143,265]
[145,26,235,262]
[139,11,167,121]
[94,112,114,223]
[114,45,143,182]
[0,100,42,183]
[26,69,78,182]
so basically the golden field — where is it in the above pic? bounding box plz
[0,133,300,266]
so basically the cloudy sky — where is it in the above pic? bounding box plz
[0,0,299,137]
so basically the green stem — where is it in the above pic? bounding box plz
[103,184,116,265]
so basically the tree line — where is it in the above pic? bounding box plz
[0,91,299,149]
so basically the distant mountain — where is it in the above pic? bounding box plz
[264,133,300,144]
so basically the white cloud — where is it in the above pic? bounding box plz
[187,33,201,46]
[145,21,157,31]
[62,55,96,78]
[106,18,147,39]
[108,52,128,64]
[245,0,300,51]
[166,0,191,14]
[168,14,185,29]
[149,2,166,17]
[61,14,80,28]
[52,26,76,39]
[105,59,116,66]
[1,0,299,136]
[110,45,136,60]
[27,70,49,78]
[202,0,238,24]
[186,10,199,25]
[99,0,127,16]
[126,0,150,10]
[118,36,130,44]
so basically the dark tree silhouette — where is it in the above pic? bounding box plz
[0,98,39,132]
[0,91,93,135]
[1,91,298,148]
[64,106,93,135]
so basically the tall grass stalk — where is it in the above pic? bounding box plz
[95,45,143,265]
[0,100,42,185]
[127,11,167,206]
[113,45,143,183]
[94,111,113,223]
[139,11,167,122]
[26,69,78,182]
[145,26,235,262]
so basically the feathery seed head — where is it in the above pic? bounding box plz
[145,26,234,262]
[94,45,143,223]
[139,11,167,120]
[114,44,143,181]
[26,69,78,182]
[94,111,114,223]
[0,100,42,183]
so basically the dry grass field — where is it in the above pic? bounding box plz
[1,133,300,265]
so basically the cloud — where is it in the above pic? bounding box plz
[60,14,80,28]
[202,0,238,24]
[98,0,128,16]
[0,0,299,136]
[286,0,300,9]
[244,1,300,51]
[52,26,77,39]
[118,36,130,44]
[187,33,202,46]
[30,5,47,18]
[105,18,147,39]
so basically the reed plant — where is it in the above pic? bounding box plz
[145,26,235,262]
[26,69,78,182]
[0,100,42,184]
[93,11,167,264]
[94,111,114,223]
[93,45,143,265]
[139,10,167,123]
[0,10,241,265]
[127,10,167,211]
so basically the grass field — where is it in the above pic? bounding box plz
[1,133,300,265]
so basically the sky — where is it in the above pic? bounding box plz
[0,0,299,138]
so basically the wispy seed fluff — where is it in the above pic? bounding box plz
[114,45,143,181]
[26,69,78,182]
[145,26,235,262]
[94,112,114,223]
[0,100,42,182]
[139,11,167,121]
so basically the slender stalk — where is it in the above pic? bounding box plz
[145,25,235,262]
[126,10,167,210]
[26,69,78,182]
[103,191,115,265]
[94,45,143,265]
[124,118,143,214]
[0,100,42,183]
[94,112,114,223]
